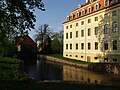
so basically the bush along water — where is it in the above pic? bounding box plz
[0,56,28,80]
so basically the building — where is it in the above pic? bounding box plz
[63,0,120,63]
[16,35,37,59]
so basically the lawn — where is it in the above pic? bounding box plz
[46,54,93,64]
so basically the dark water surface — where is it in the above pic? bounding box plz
[25,59,120,85]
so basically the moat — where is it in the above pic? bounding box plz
[25,59,120,85]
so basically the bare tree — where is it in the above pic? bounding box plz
[35,24,52,52]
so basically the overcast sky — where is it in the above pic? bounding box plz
[29,0,85,38]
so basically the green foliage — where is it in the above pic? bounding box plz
[0,0,45,57]
[0,40,16,57]
[51,31,63,53]
[0,56,27,80]
[51,38,61,53]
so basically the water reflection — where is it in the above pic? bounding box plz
[63,66,112,84]
[25,60,120,85]
[25,60,63,80]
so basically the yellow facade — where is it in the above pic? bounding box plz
[63,0,120,63]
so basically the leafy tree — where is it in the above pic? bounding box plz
[51,31,63,54]
[0,0,45,56]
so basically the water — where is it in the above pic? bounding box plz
[25,59,120,85]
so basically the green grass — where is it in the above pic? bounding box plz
[0,56,28,80]
[46,54,93,64]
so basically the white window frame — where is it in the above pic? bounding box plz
[95,3,99,11]
[88,6,92,13]
[81,9,85,16]
[104,0,109,7]
[76,12,79,18]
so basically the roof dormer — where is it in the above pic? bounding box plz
[81,9,85,16]
[95,3,100,11]
[104,0,110,7]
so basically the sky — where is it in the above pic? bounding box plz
[29,0,85,38]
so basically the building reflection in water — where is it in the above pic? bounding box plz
[25,60,120,85]
[63,65,120,84]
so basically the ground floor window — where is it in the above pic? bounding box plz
[113,40,117,50]
[94,57,98,60]
[104,41,108,50]
[113,58,117,62]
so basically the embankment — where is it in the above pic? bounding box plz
[38,55,120,74]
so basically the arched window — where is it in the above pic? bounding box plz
[81,9,85,16]
[88,6,92,13]
[76,12,79,18]
[69,14,73,20]
[104,0,109,7]
[95,3,99,11]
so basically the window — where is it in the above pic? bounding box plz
[75,55,78,57]
[95,42,98,50]
[88,7,92,13]
[104,41,108,50]
[95,3,99,11]
[66,33,68,39]
[112,10,117,16]
[66,44,68,50]
[104,13,108,19]
[70,25,72,28]
[76,31,78,38]
[81,30,84,37]
[76,23,78,26]
[95,17,98,21]
[95,27,98,35]
[81,21,84,25]
[81,9,85,16]
[104,0,109,7]
[88,28,91,36]
[112,0,118,4]
[69,15,73,20]
[81,43,84,50]
[70,32,72,38]
[104,24,109,34]
[76,12,79,18]
[94,57,98,59]
[88,19,91,23]
[88,43,91,50]
[112,22,117,32]
[66,26,68,29]
[81,56,84,58]
[76,43,78,50]
[113,40,117,50]
[113,59,117,62]
[70,44,72,49]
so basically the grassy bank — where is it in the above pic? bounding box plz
[0,56,28,80]
[46,54,93,64]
